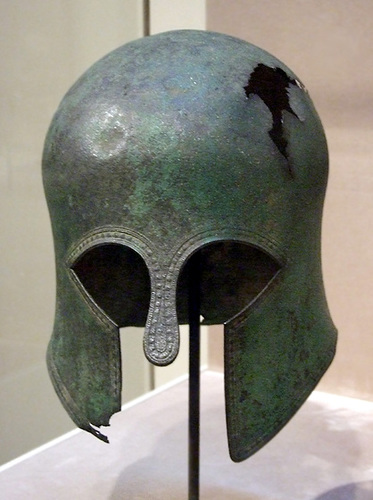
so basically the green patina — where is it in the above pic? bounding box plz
[43,30,336,461]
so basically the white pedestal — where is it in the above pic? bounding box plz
[1,371,373,499]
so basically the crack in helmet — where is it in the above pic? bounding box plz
[42,30,337,462]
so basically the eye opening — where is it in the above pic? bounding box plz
[176,240,281,325]
[70,240,281,328]
[71,243,151,327]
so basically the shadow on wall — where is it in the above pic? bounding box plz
[314,481,373,500]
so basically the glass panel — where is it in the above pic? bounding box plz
[0,0,144,465]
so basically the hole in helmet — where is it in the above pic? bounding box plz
[244,63,301,176]
[71,243,151,327]
[176,241,281,325]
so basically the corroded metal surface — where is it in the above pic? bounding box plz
[43,30,337,461]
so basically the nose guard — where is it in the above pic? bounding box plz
[43,29,337,459]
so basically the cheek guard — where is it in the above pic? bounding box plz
[42,30,337,461]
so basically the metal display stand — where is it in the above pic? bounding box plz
[188,253,201,500]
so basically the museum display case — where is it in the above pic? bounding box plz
[1,1,372,498]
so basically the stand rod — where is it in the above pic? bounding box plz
[188,254,201,500]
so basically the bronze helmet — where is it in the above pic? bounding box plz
[43,30,337,462]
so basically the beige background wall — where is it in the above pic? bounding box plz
[207,0,373,401]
